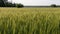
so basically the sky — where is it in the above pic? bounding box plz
[8,0,60,6]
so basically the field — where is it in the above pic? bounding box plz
[0,8,60,34]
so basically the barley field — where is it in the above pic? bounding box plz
[0,8,60,34]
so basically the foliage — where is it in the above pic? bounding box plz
[0,0,24,7]
[51,4,56,7]
[16,3,24,8]
[0,8,59,34]
[0,0,5,7]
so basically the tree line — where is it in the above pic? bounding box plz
[0,0,59,8]
[0,0,24,7]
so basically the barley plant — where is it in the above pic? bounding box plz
[0,8,60,34]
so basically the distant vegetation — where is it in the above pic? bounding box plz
[51,4,56,7]
[0,0,24,7]
[0,0,59,8]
